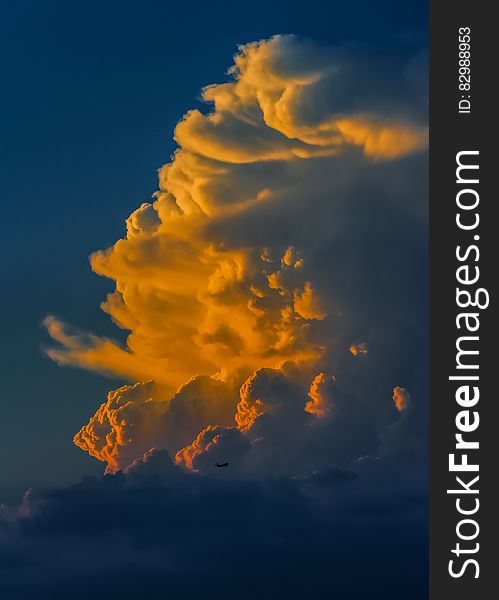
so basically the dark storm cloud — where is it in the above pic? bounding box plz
[0,448,427,600]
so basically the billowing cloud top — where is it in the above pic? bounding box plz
[42,34,428,478]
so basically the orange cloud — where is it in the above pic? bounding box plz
[46,242,326,393]
[235,369,270,431]
[41,35,426,473]
[294,282,327,321]
[305,372,334,417]
[392,386,411,412]
[349,341,368,356]
[45,36,426,395]
[74,381,162,474]
[336,119,428,160]
[74,376,238,473]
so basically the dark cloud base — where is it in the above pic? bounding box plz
[0,451,427,600]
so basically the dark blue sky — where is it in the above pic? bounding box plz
[0,0,427,494]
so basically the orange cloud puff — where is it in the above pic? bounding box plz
[349,341,368,356]
[235,368,272,431]
[74,381,162,474]
[74,376,238,473]
[46,242,326,396]
[392,386,411,412]
[305,372,334,417]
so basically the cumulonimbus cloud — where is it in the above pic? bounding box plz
[42,34,427,475]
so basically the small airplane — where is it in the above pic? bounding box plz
[216,461,229,468]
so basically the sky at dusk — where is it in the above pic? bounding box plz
[1,1,428,597]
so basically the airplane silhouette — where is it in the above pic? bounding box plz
[216,461,229,468]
